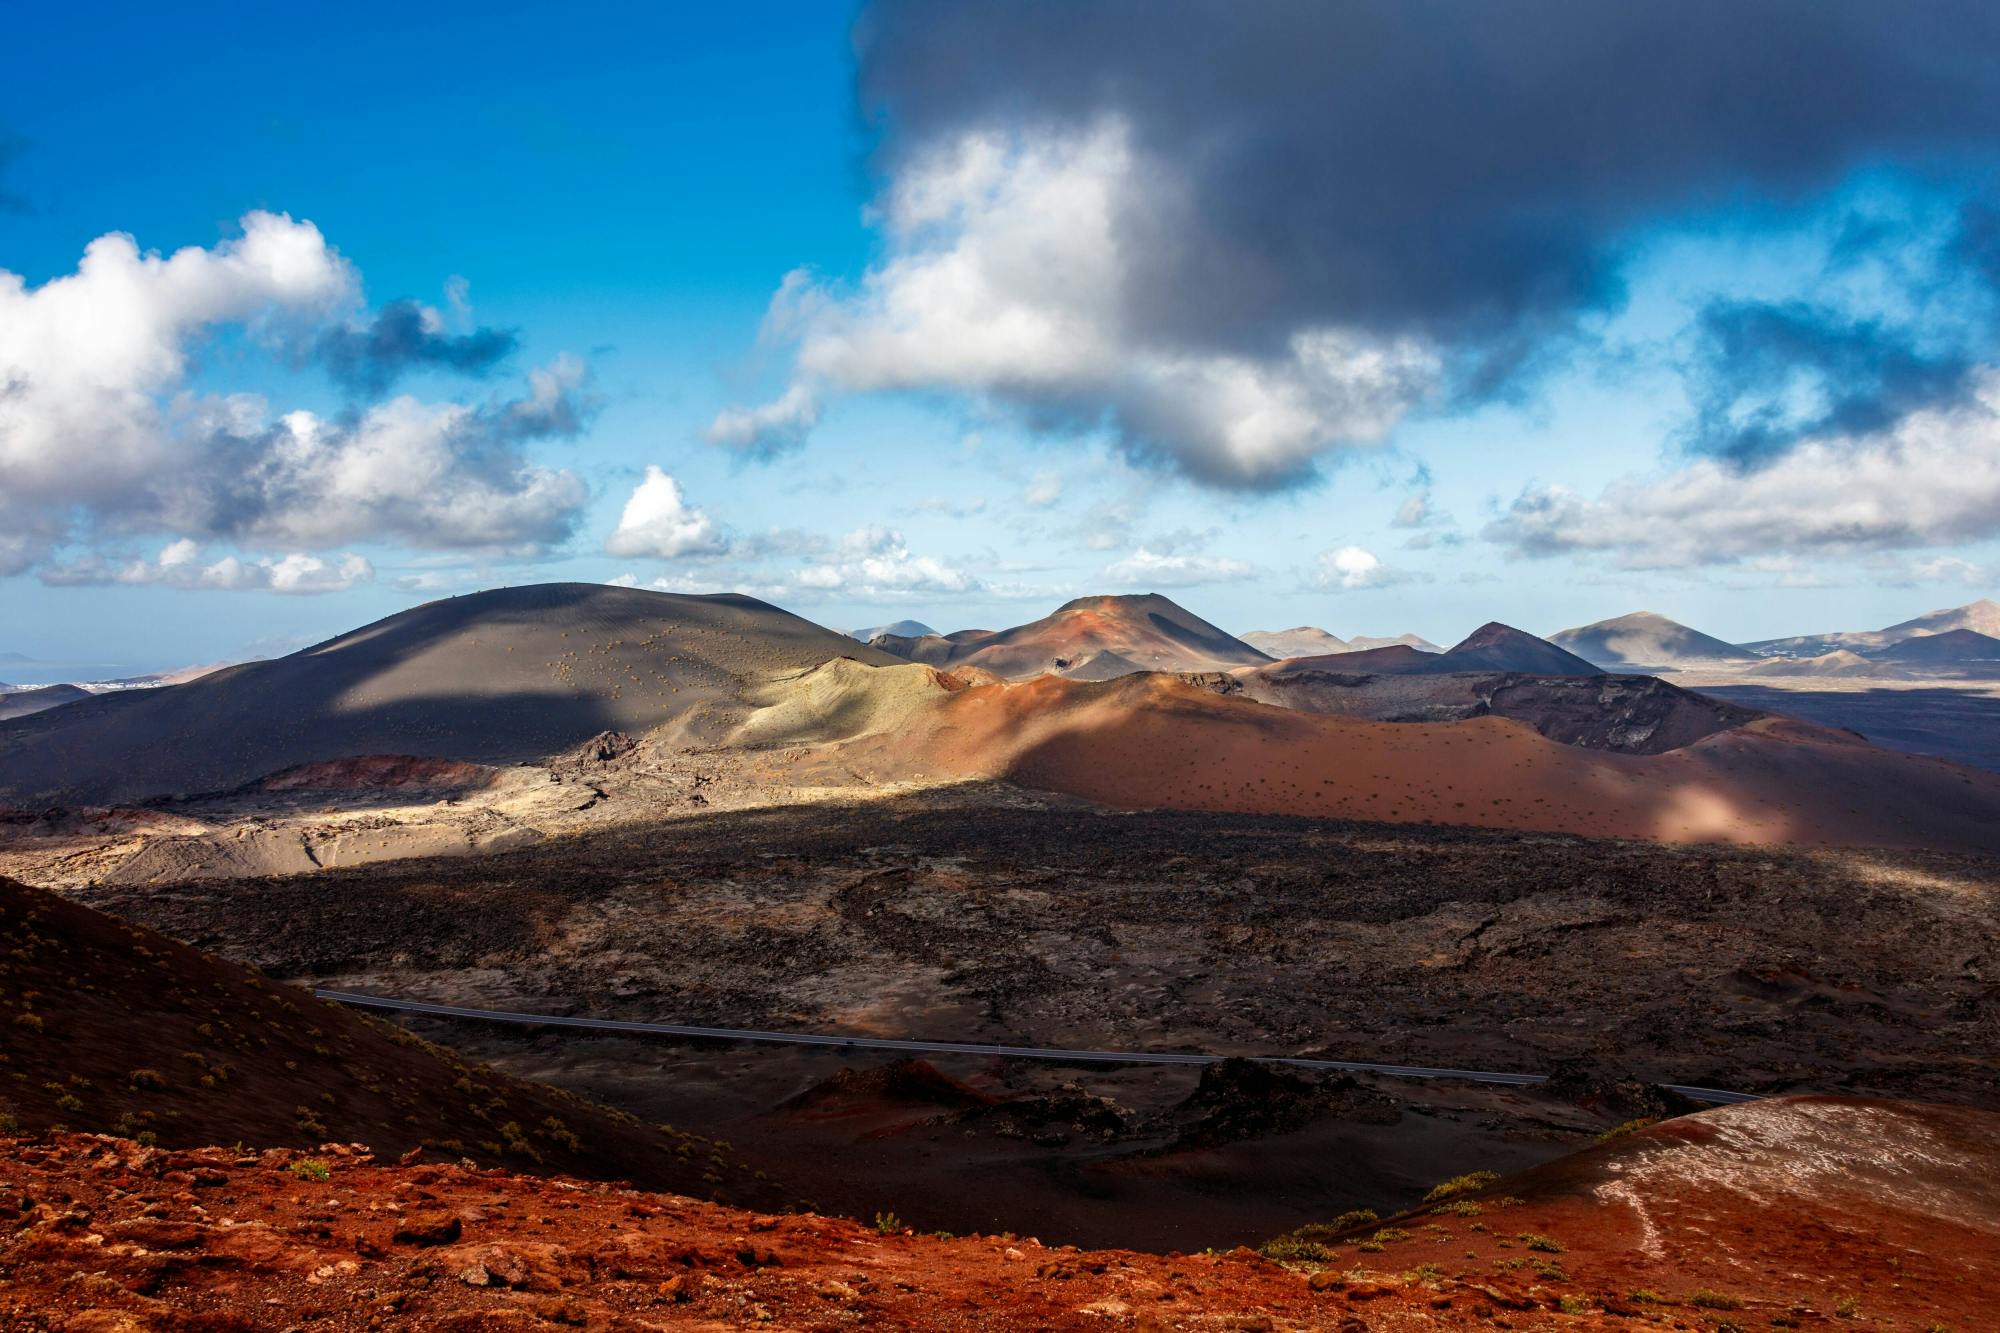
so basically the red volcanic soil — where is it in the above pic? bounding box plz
[0,877,779,1205]
[828,673,2000,852]
[1448,1096,2000,1325]
[2,1094,1992,1330]
[910,593,1273,679]
[250,753,501,792]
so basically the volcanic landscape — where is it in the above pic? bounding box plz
[3,583,1998,1327]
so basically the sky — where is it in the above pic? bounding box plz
[4,0,2000,680]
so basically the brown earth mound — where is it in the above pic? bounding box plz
[809,671,2000,852]
[250,754,502,793]
[0,877,779,1204]
[1200,667,1762,754]
[872,593,1272,679]
[3,1093,1991,1329]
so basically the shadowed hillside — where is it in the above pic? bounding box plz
[0,877,781,1202]
[0,584,890,803]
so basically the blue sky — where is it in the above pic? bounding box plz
[3,1,1998,679]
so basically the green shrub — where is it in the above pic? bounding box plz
[1518,1232,1563,1253]
[290,1158,331,1182]
[1423,1171,1499,1202]
[1595,1117,1657,1144]
[1258,1235,1332,1263]
[873,1211,903,1234]
[1686,1290,1741,1310]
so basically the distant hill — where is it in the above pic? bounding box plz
[1744,650,1904,679]
[1747,598,2000,658]
[1551,611,1757,669]
[849,619,938,642]
[0,683,91,722]
[1869,627,2000,663]
[1283,622,1600,677]
[0,583,892,804]
[1241,627,1351,658]
[1346,633,1443,653]
[870,594,1272,679]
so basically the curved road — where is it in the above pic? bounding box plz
[317,989,1759,1106]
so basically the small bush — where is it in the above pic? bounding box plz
[873,1212,903,1234]
[1595,1117,1657,1144]
[290,1158,331,1182]
[1258,1235,1332,1263]
[1833,1296,1861,1319]
[1518,1232,1563,1253]
[1424,1170,1500,1203]
[1686,1289,1741,1310]
[1295,1209,1378,1239]
[127,1069,166,1090]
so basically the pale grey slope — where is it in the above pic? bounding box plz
[1746,599,2000,658]
[1551,611,1757,669]
[1743,650,1903,679]
[1345,633,1443,653]
[1241,627,1351,659]
[849,620,938,642]
[1868,627,2000,663]
[0,684,91,722]
[0,583,893,804]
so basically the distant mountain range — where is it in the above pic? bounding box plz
[1545,601,2000,673]
[1269,621,1600,678]
[1240,628,1443,657]
[849,620,938,643]
[1745,598,2000,659]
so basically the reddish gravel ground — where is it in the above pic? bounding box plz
[3,1093,1994,1331]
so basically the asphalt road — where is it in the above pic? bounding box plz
[317,988,1760,1106]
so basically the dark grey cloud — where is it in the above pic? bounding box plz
[857,0,2000,394]
[1684,299,1981,465]
[316,298,518,394]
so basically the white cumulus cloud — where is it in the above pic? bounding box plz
[1485,371,2000,569]
[791,527,977,600]
[0,211,591,578]
[1101,547,1253,588]
[606,466,728,559]
[716,120,1439,489]
[1306,545,1416,591]
[704,382,821,458]
[40,540,372,594]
